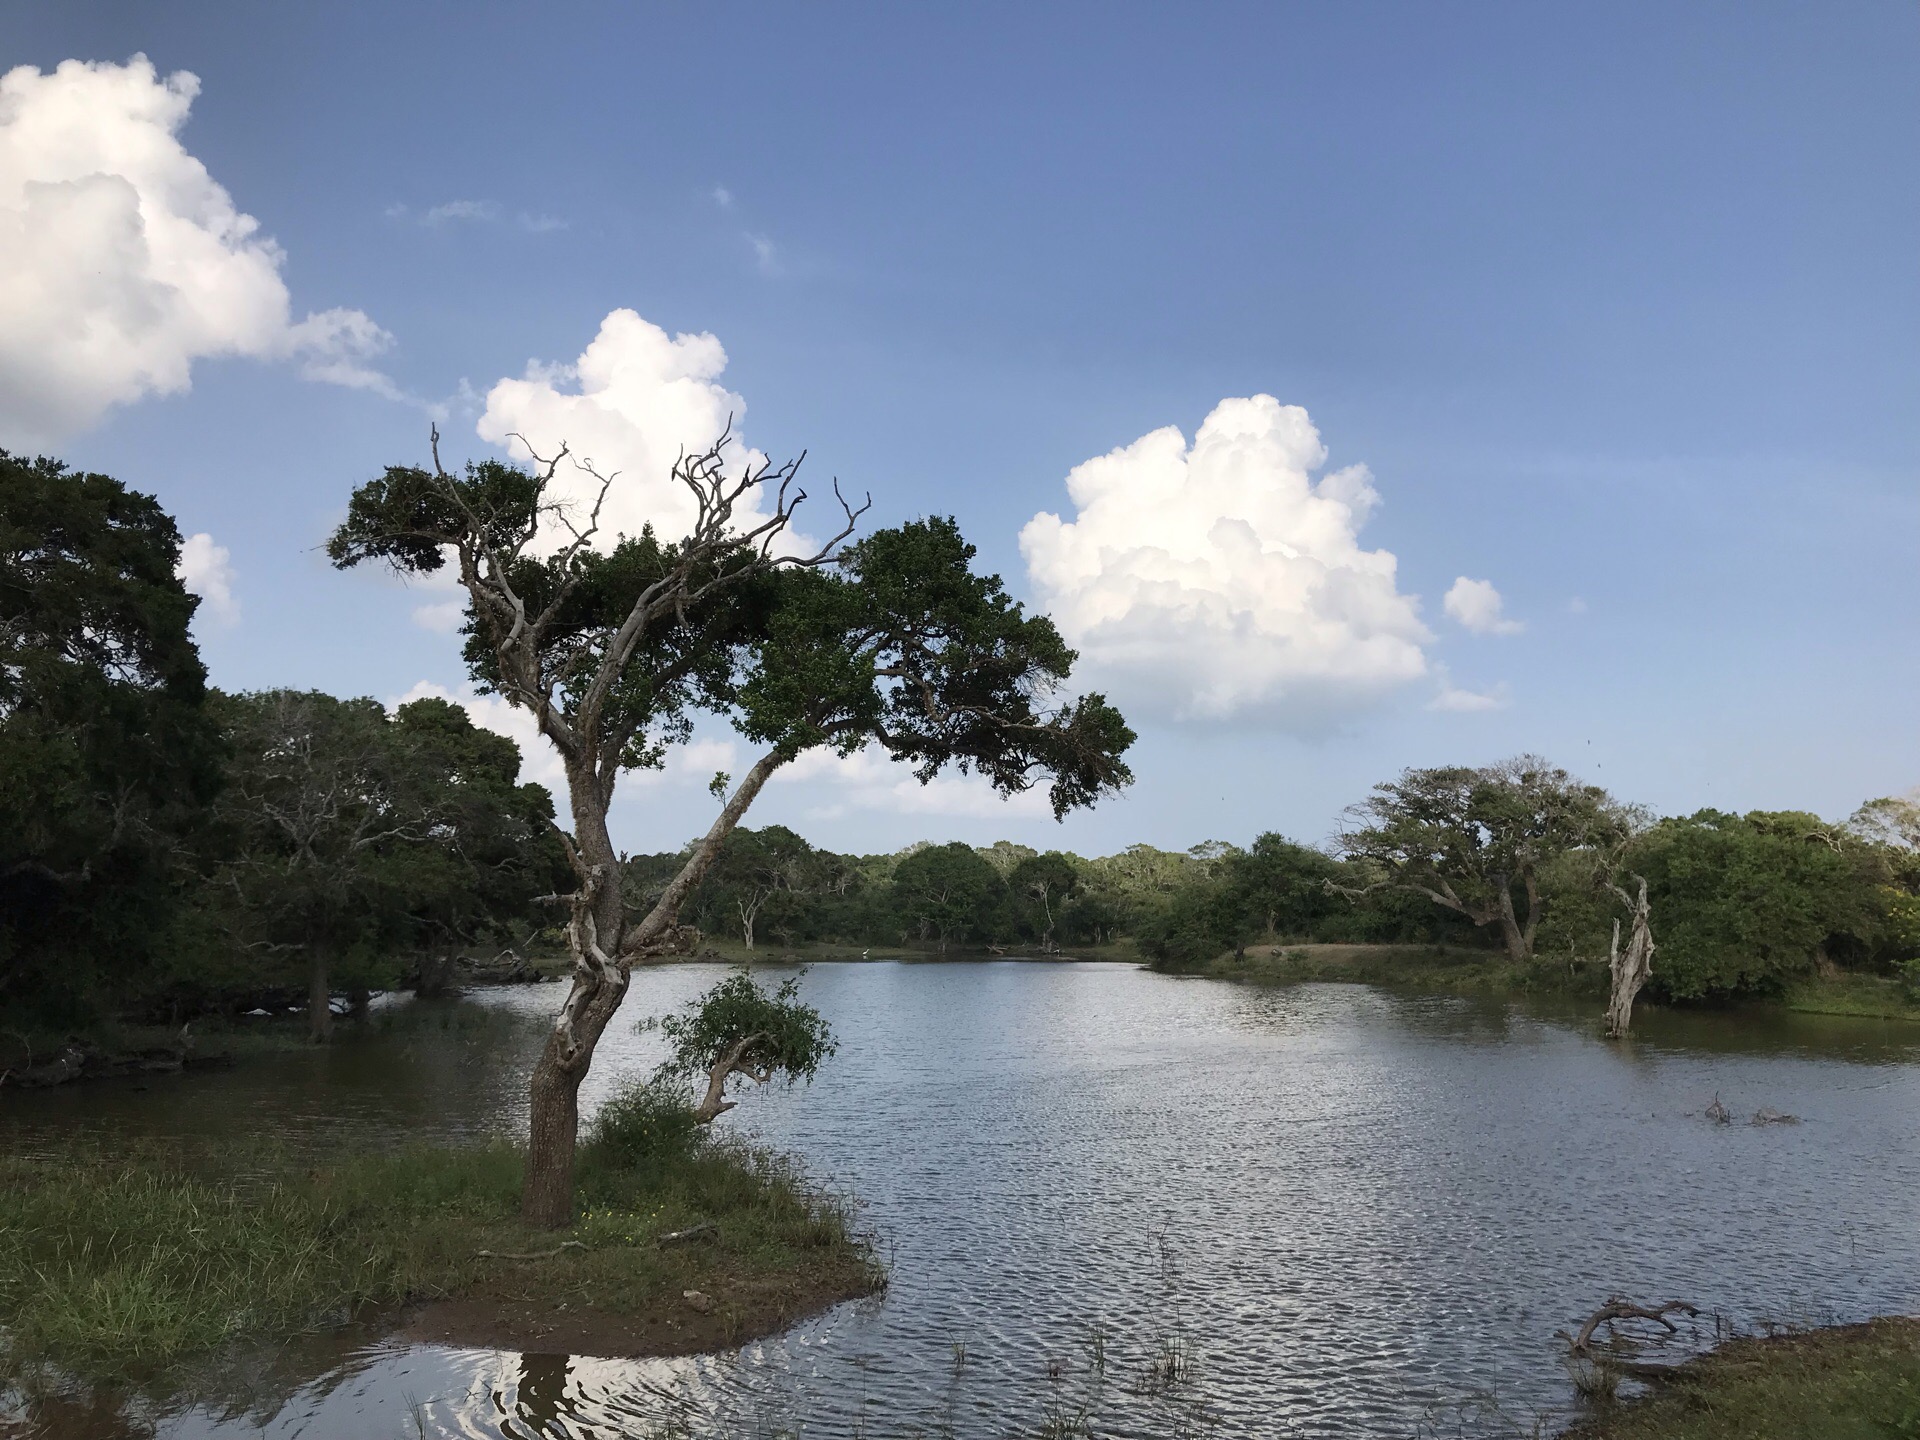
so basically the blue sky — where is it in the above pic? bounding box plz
[3,2,1915,856]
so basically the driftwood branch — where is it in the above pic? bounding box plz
[1564,1296,1701,1381]
[474,1239,588,1261]
[656,1222,718,1246]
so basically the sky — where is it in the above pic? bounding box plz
[3,1,1916,858]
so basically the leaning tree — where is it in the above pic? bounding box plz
[647,969,835,1123]
[1336,755,1625,966]
[330,435,1133,1225]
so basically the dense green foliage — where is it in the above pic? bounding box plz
[181,689,567,1028]
[1,457,566,1031]
[635,776,1920,1007]
[7,455,1916,1027]
[0,452,225,1024]
[1336,756,1629,963]
[651,970,837,1093]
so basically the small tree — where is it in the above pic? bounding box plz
[649,970,835,1123]
[1336,756,1624,965]
[699,825,819,950]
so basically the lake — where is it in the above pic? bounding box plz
[6,961,1919,1438]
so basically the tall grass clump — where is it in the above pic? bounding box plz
[0,1140,517,1383]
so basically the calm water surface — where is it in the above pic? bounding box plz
[6,962,1919,1438]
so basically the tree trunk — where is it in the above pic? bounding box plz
[308,949,332,1043]
[1605,874,1656,1038]
[1493,877,1532,965]
[520,748,789,1229]
[522,767,626,1228]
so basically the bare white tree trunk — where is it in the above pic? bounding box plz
[1605,874,1655,1038]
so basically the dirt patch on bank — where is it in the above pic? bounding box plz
[398,1262,881,1357]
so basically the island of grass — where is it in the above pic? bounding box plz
[0,1090,882,1400]
[1559,1316,1920,1439]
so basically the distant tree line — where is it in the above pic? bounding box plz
[7,449,1918,1045]
[636,767,1920,1008]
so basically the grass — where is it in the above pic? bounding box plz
[1180,942,1542,993]
[0,1113,881,1394]
[1781,970,1920,1022]
[1558,1316,1920,1439]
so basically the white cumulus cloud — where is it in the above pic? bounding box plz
[0,54,400,447]
[1020,396,1431,729]
[477,308,803,554]
[775,746,1053,822]
[176,531,237,624]
[1443,576,1524,635]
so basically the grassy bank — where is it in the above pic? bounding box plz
[1781,970,1920,1022]
[1171,942,1543,993]
[1175,943,1920,1025]
[0,1115,881,1392]
[1560,1317,1920,1438]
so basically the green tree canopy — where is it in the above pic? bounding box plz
[1337,756,1626,964]
[1,452,224,1023]
[892,842,1004,949]
[1637,809,1888,1000]
[210,690,567,1036]
[649,970,836,1122]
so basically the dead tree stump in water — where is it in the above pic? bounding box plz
[1604,873,1655,1038]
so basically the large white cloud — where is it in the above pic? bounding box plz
[477,309,803,553]
[1020,396,1432,728]
[0,55,394,447]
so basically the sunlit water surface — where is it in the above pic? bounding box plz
[5,962,1919,1438]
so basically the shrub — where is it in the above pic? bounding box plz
[583,1079,700,1168]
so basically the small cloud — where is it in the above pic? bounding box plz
[746,232,780,276]
[412,600,465,633]
[177,532,238,624]
[422,199,500,226]
[1443,577,1524,636]
[711,185,734,209]
[1427,668,1510,713]
[1568,596,1589,615]
[517,211,568,233]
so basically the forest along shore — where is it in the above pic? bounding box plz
[0,1103,882,1399]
